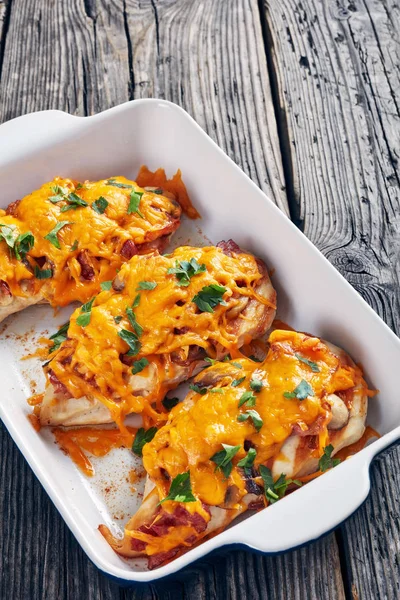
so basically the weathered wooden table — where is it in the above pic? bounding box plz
[0,1,399,598]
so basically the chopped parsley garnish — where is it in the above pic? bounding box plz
[136,281,157,291]
[295,353,320,373]
[34,265,53,279]
[70,240,78,251]
[60,193,88,212]
[231,361,243,369]
[283,379,314,400]
[128,189,144,218]
[231,376,246,387]
[0,224,17,248]
[131,357,149,375]
[189,384,207,395]
[319,445,340,472]
[118,329,141,356]
[248,355,262,363]
[100,280,112,291]
[152,188,163,194]
[76,297,95,327]
[237,409,263,432]
[106,179,132,189]
[250,377,263,393]
[237,448,257,472]
[114,315,122,324]
[192,284,227,313]
[210,444,241,479]
[126,306,143,337]
[259,466,302,504]
[167,258,206,287]
[204,357,217,366]
[162,396,180,410]
[159,472,196,504]
[49,184,68,202]
[132,427,157,457]
[44,221,71,249]
[238,391,256,408]
[14,232,34,260]
[92,196,109,214]
[210,388,224,393]
[132,293,140,308]
[48,321,69,353]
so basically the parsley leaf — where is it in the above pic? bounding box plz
[128,189,144,218]
[114,315,122,324]
[259,466,302,504]
[159,472,196,504]
[60,192,88,212]
[210,444,241,479]
[231,376,246,387]
[189,384,207,395]
[231,361,243,369]
[132,293,140,308]
[204,357,217,366]
[319,445,340,472]
[49,321,69,353]
[14,232,34,260]
[106,179,132,189]
[283,379,314,400]
[210,388,224,393]
[192,284,227,313]
[238,391,256,407]
[34,265,52,279]
[118,329,141,356]
[132,427,157,457]
[126,307,143,337]
[92,196,109,214]
[295,353,320,373]
[131,357,149,375]
[237,409,263,432]
[167,258,206,287]
[136,281,157,291]
[152,188,163,194]
[76,296,95,327]
[237,447,257,472]
[100,280,112,291]
[0,224,17,248]
[44,221,71,249]
[162,396,180,410]
[250,377,263,393]
[70,239,78,251]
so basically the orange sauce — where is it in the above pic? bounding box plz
[52,427,136,476]
[136,165,200,219]
[27,414,41,432]
[336,425,380,461]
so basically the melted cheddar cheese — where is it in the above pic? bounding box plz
[142,330,362,508]
[0,173,182,306]
[47,246,274,427]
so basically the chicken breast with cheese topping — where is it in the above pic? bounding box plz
[99,329,368,568]
[0,173,186,322]
[38,241,276,428]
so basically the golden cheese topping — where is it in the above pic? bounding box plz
[142,330,361,508]
[0,174,181,306]
[47,245,274,427]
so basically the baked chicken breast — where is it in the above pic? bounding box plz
[99,329,368,568]
[0,175,183,322]
[39,241,276,428]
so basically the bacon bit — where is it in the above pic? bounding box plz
[5,199,21,216]
[148,548,180,569]
[0,280,12,297]
[216,239,242,256]
[77,250,95,281]
[48,370,70,397]
[27,413,41,431]
[136,165,200,219]
[269,267,276,277]
[121,239,138,259]
[52,426,136,476]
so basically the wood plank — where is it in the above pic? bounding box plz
[261,0,400,597]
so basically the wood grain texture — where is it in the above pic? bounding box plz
[262,0,400,597]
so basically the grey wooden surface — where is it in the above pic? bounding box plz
[0,0,398,598]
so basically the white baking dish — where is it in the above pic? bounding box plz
[0,99,399,583]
